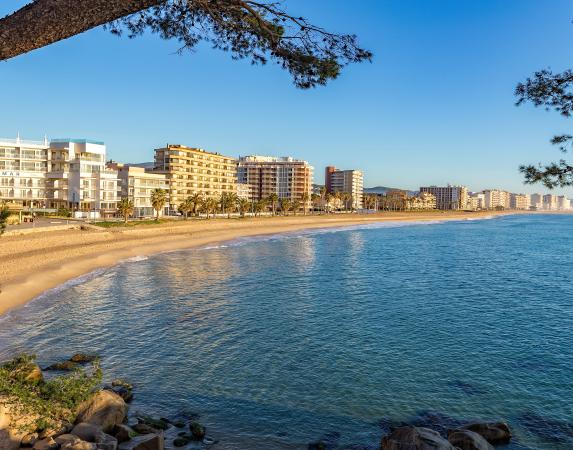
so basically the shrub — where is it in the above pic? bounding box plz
[0,353,102,432]
[56,207,72,218]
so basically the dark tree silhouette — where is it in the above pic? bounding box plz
[516,69,573,187]
[0,0,371,88]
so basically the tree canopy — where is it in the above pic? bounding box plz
[0,0,371,88]
[516,69,573,188]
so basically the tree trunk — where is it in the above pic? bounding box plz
[0,0,165,61]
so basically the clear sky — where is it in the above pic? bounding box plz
[2,0,573,196]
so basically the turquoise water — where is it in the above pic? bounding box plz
[1,214,572,449]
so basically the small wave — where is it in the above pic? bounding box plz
[123,255,149,263]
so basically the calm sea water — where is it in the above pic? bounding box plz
[1,214,572,449]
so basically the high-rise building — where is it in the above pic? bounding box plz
[510,193,530,210]
[543,194,558,211]
[0,136,50,207]
[467,192,485,210]
[46,139,119,215]
[483,189,511,210]
[152,144,237,211]
[237,155,313,204]
[324,166,364,209]
[419,185,468,210]
[108,162,169,217]
[530,193,543,210]
[558,195,571,210]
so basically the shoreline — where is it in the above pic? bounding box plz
[0,211,523,317]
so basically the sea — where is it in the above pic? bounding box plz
[0,214,572,449]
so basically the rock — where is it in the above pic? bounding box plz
[105,386,133,403]
[0,398,41,450]
[75,391,127,433]
[136,417,169,431]
[409,410,466,436]
[113,425,134,444]
[71,423,103,442]
[118,433,164,450]
[172,436,190,447]
[461,422,511,444]
[448,430,494,450]
[70,354,98,363]
[132,423,157,435]
[55,434,80,446]
[308,441,328,450]
[111,380,133,391]
[189,422,205,441]
[32,437,58,450]
[24,365,43,383]
[45,361,78,371]
[61,440,98,450]
[95,432,117,450]
[172,421,185,429]
[381,426,457,450]
[39,422,72,439]
[21,433,39,447]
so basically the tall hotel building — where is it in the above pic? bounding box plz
[0,137,49,207]
[324,166,364,209]
[419,185,468,210]
[152,144,237,210]
[483,189,511,210]
[237,156,313,204]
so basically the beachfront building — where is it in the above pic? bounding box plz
[46,139,119,216]
[0,136,49,207]
[558,196,571,210]
[237,155,313,205]
[407,192,437,210]
[108,162,169,217]
[236,182,252,201]
[324,166,364,209]
[510,193,530,210]
[543,194,558,211]
[483,189,511,210]
[152,144,237,212]
[530,193,543,210]
[466,192,485,211]
[419,185,468,210]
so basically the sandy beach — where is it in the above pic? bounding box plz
[0,211,517,316]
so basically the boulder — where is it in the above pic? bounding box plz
[461,422,511,444]
[118,433,164,450]
[45,361,78,371]
[70,354,98,363]
[61,440,98,450]
[32,437,58,450]
[55,434,80,446]
[448,430,494,450]
[105,386,132,403]
[189,422,205,441]
[39,422,72,439]
[21,432,40,447]
[132,424,157,435]
[113,425,134,444]
[24,365,43,383]
[75,391,127,433]
[95,432,117,450]
[71,423,103,443]
[381,426,457,450]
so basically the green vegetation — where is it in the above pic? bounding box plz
[56,206,72,218]
[117,198,134,224]
[0,205,10,235]
[0,354,102,432]
[94,219,171,228]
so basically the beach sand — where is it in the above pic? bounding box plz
[0,211,515,316]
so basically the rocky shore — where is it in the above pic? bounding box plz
[1,353,517,450]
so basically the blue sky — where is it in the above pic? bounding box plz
[2,0,573,195]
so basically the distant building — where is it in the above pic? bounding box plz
[237,155,313,204]
[483,189,511,210]
[419,185,468,210]
[467,192,485,211]
[108,162,169,217]
[152,144,237,211]
[407,192,436,210]
[543,194,558,211]
[0,136,49,207]
[47,139,119,216]
[324,166,364,209]
[558,195,571,210]
[510,193,530,210]
[530,193,543,210]
[236,182,252,201]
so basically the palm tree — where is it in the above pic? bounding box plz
[292,200,302,216]
[117,197,134,224]
[220,192,238,219]
[189,193,203,217]
[279,198,291,216]
[237,198,250,217]
[301,192,310,216]
[319,186,327,214]
[342,192,351,211]
[333,191,342,211]
[311,193,321,214]
[178,197,194,219]
[0,204,10,236]
[325,192,333,214]
[267,193,279,215]
[254,199,267,217]
[150,188,167,221]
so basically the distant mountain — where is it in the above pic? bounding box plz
[365,186,418,196]
[127,162,155,170]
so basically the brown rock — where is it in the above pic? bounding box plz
[118,433,164,450]
[24,365,43,383]
[461,422,511,444]
[448,430,494,450]
[113,425,134,444]
[61,440,97,450]
[55,434,80,446]
[21,432,39,447]
[381,426,457,450]
[32,437,58,450]
[75,391,127,433]
[132,423,156,435]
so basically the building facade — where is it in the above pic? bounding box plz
[543,194,558,211]
[0,137,49,207]
[558,196,571,210]
[237,155,313,204]
[324,166,364,209]
[483,189,511,210]
[46,139,119,215]
[153,144,237,211]
[510,193,530,210]
[109,163,169,217]
[407,192,437,210]
[419,185,468,210]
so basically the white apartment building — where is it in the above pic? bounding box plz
[483,189,511,210]
[419,185,468,210]
[558,196,571,210]
[47,139,119,216]
[510,193,530,210]
[108,163,169,217]
[530,194,543,210]
[324,166,364,209]
[237,155,313,204]
[466,192,485,211]
[0,136,49,207]
[543,194,558,211]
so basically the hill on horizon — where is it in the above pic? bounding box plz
[364,186,418,196]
